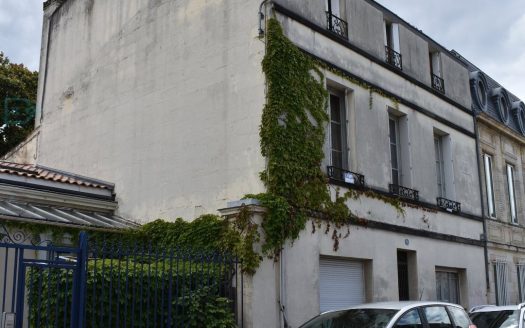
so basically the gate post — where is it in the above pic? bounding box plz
[71,232,88,328]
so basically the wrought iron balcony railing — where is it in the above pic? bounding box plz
[389,184,419,201]
[437,197,461,213]
[385,46,402,70]
[431,73,445,94]
[327,166,365,187]
[326,12,348,39]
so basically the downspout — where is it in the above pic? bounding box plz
[473,110,490,290]
[259,1,289,327]
[39,10,55,125]
[39,1,63,126]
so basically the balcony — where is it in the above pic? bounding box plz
[327,166,365,188]
[385,46,402,70]
[389,184,419,201]
[437,197,461,213]
[431,73,445,94]
[326,12,348,40]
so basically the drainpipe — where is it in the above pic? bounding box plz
[473,111,490,291]
[258,0,272,38]
[37,1,62,126]
[258,2,288,326]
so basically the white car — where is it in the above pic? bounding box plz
[470,304,525,328]
[299,301,476,328]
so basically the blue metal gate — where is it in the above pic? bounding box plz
[0,227,87,328]
[1,227,243,327]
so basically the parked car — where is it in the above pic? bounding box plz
[469,304,525,328]
[299,301,476,328]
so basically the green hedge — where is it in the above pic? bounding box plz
[27,258,237,328]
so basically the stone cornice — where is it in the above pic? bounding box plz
[478,112,525,146]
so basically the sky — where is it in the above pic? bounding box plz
[1,0,525,99]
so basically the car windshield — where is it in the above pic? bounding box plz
[299,308,399,328]
[470,310,520,328]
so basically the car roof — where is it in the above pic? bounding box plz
[330,301,463,312]
[471,304,525,313]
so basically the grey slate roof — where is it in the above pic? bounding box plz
[454,51,524,136]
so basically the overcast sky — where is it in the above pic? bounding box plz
[1,0,525,99]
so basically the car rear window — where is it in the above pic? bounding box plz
[470,310,520,328]
[447,306,471,328]
[299,309,398,328]
[423,306,453,328]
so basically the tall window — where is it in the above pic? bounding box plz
[483,154,496,218]
[326,0,341,18]
[518,264,525,303]
[329,92,347,169]
[384,21,400,52]
[506,164,518,224]
[389,116,401,186]
[430,51,445,93]
[436,271,460,304]
[494,262,508,305]
[434,136,446,197]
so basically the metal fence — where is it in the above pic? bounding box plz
[1,226,243,327]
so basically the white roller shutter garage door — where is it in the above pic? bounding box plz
[320,257,365,312]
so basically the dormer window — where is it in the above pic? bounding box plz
[384,20,402,70]
[430,51,445,94]
[326,0,348,39]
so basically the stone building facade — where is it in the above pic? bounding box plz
[461,55,525,305]
[6,0,513,326]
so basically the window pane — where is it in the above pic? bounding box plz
[332,151,342,170]
[392,169,399,186]
[448,307,470,328]
[484,155,496,217]
[434,136,445,197]
[328,92,347,169]
[471,311,503,328]
[494,262,508,305]
[330,95,341,123]
[331,122,342,151]
[390,144,398,169]
[518,265,525,302]
[506,164,517,223]
[423,307,452,327]
[389,119,397,142]
[395,309,422,328]
[498,310,520,328]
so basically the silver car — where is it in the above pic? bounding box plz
[299,301,476,328]
[470,304,525,328]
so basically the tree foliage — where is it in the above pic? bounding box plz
[0,52,38,156]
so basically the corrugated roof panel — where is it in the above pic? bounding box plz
[0,199,138,230]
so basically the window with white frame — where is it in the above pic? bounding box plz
[389,115,401,186]
[494,262,508,305]
[434,135,446,198]
[506,164,518,224]
[329,91,347,169]
[384,21,400,53]
[518,264,525,303]
[483,154,496,218]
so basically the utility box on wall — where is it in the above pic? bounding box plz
[0,313,15,328]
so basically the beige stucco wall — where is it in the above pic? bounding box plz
[238,209,486,328]
[36,0,266,223]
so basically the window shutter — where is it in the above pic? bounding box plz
[319,258,365,312]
